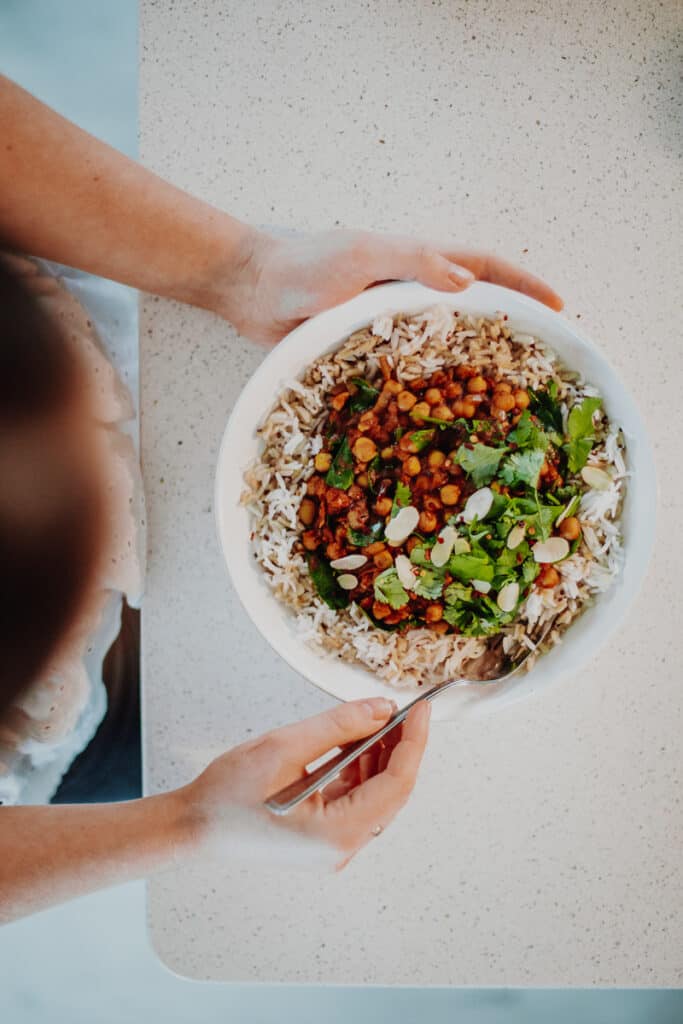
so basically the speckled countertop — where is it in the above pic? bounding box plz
[140,0,682,984]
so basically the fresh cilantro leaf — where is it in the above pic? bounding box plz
[454,443,509,487]
[407,429,436,452]
[347,521,384,547]
[443,601,502,636]
[373,567,410,609]
[529,384,563,434]
[393,426,405,441]
[507,410,550,452]
[526,501,562,541]
[412,566,444,600]
[348,377,379,413]
[409,546,435,568]
[366,454,383,492]
[499,449,546,489]
[325,435,354,490]
[522,558,540,584]
[565,396,603,473]
[306,553,349,610]
[444,581,473,604]
[391,480,412,518]
[448,552,495,584]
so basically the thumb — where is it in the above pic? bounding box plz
[273,698,395,766]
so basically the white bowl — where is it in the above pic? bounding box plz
[215,282,656,720]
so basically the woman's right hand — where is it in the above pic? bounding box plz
[178,697,431,870]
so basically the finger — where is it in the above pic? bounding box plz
[324,700,431,841]
[441,248,563,311]
[272,697,395,768]
[362,234,562,311]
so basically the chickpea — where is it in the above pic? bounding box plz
[455,364,475,380]
[405,456,421,476]
[423,495,443,512]
[326,541,344,561]
[418,510,438,533]
[428,620,450,635]
[492,392,515,412]
[372,600,391,620]
[431,404,454,421]
[425,387,443,406]
[445,380,463,399]
[460,401,476,418]
[558,516,581,541]
[411,401,431,420]
[373,550,394,570]
[374,495,393,516]
[452,400,467,417]
[313,452,332,473]
[425,603,444,623]
[355,472,369,488]
[302,530,319,551]
[494,381,512,394]
[467,375,488,394]
[427,449,446,468]
[352,436,377,462]
[514,389,530,409]
[299,498,316,526]
[440,484,461,506]
[357,410,378,432]
[381,446,395,459]
[397,389,417,411]
[330,391,350,411]
[383,379,403,395]
[365,541,386,556]
[405,536,420,555]
[537,565,561,589]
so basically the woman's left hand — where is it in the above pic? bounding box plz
[216,228,563,344]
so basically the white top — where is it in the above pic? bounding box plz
[0,256,143,805]
[140,0,682,986]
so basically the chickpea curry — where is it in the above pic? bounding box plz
[297,358,603,638]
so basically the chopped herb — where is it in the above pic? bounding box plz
[454,443,509,487]
[448,552,495,584]
[507,410,550,452]
[306,553,349,610]
[391,480,412,518]
[373,568,410,609]
[407,428,436,452]
[366,454,383,492]
[347,521,384,547]
[499,448,546,489]
[325,435,354,490]
[409,410,452,429]
[565,396,602,473]
[348,377,380,413]
[521,558,540,584]
[529,382,563,434]
[412,566,444,600]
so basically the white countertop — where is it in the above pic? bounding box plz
[140,0,683,984]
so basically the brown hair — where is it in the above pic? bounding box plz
[0,259,105,717]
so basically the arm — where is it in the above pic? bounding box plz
[0,76,562,345]
[0,698,429,922]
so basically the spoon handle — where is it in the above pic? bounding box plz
[263,682,455,816]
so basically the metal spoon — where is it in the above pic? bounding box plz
[264,631,547,815]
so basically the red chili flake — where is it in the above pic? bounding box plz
[437,536,445,543]
[503,314,508,320]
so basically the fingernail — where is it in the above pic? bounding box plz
[363,698,394,719]
[447,264,475,285]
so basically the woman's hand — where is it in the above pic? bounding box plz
[215,228,564,344]
[180,696,431,870]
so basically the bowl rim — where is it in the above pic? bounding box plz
[215,281,657,719]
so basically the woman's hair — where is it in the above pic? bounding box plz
[0,259,104,718]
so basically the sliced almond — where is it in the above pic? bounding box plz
[395,554,416,590]
[497,581,519,613]
[461,487,494,524]
[337,573,358,590]
[330,554,368,571]
[472,579,491,594]
[452,537,471,555]
[581,465,612,491]
[385,505,420,546]
[532,536,570,564]
[506,524,526,550]
[431,525,458,567]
